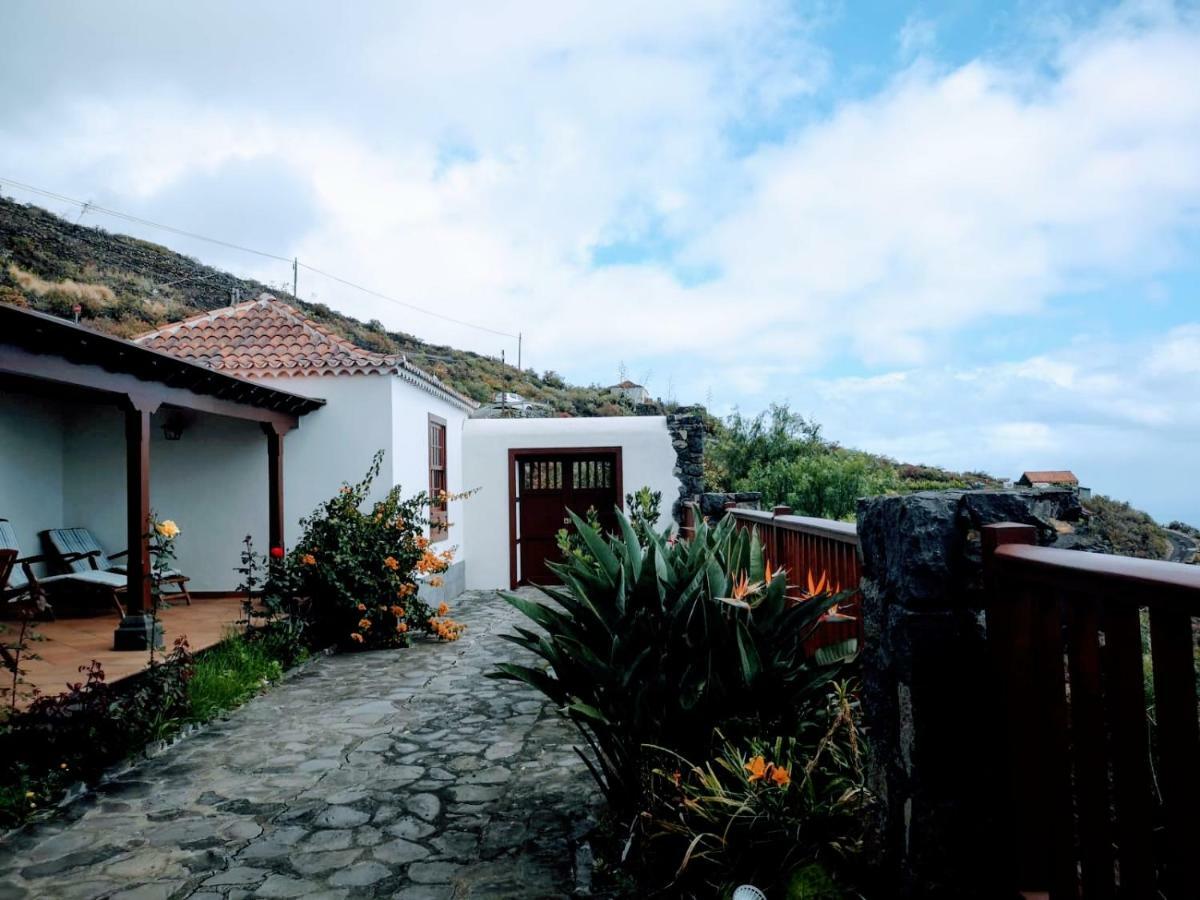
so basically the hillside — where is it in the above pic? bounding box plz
[0,197,1182,559]
[0,196,644,416]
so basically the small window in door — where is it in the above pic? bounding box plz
[428,415,448,542]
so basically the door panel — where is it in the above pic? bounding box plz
[515,451,619,586]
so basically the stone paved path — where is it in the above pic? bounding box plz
[0,590,600,900]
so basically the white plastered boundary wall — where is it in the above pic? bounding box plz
[461,416,682,590]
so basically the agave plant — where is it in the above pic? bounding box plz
[488,509,856,809]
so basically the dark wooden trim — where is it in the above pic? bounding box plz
[428,414,449,543]
[264,425,285,550]
[506,446,624,590]
[124,403,152,614]
[0,344,308,430]
[508,451,518,590]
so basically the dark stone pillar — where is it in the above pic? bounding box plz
[666,409,706,522]
[856,489,1082,898]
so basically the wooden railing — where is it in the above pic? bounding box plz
[983,523,1200,899]
[724,505,864,651]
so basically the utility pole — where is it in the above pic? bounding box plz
[517,332,522,372]
[292,258,298,300]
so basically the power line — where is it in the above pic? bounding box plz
[1,177,292,262]
[297,262,517,339]
[0,176,520,340]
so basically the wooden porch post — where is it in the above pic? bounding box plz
[114,395,163,650]
[264,423,286,551]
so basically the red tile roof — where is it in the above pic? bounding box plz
[135,295,476,409]
[1018,470,1079,485]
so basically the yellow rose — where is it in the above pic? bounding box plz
[155,520,180,539]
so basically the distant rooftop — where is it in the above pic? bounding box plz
[1018,470,1079,485]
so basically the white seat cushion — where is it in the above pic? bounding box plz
[37,570,127,589]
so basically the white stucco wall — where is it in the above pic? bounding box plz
[257,376,395,549]
[461,416,682,589]
[0,392,66,576]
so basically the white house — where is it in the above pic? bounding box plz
[461,416,681,589]
[608,380,650,405]
[134,294,477,598]
[1,297,689,625]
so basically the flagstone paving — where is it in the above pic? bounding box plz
[0,590,601,899]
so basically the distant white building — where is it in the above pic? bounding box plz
[609,380,650,404]
[471,391,553,419]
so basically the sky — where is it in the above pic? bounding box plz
[0,0,1197,523]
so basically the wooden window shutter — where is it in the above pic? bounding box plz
[428,415,448,542]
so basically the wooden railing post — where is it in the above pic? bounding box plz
[772,505,790,573]
[982,523,1046,894]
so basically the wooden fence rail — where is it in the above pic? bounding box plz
[983,522,1200,899]
[684,503,864,652]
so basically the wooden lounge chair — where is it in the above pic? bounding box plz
[43,527,192,608]
[0,519,128,618]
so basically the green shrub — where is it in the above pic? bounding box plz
[625,486,663,543]
[276,450,466,649]
[645,682,867,896]
[490,510,854,809]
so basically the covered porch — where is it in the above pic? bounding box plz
[0,305,323,654]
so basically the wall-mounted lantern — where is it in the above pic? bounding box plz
[161,412,188,441]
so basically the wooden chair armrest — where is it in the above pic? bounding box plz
[15,552,54,566]
[108,550,130,561]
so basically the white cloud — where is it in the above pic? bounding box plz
[0,1,1198,516]
[797,324,1200,522]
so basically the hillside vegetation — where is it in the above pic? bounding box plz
[0,198,1177,556]
[0,197,639,415]
[704,405,1174,558]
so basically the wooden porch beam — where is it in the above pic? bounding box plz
[0,345,303,431]
[263,423,288,551]
[124,397,156,615]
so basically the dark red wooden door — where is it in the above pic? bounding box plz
[515,451,620,585]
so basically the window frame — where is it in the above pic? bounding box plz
[428,414,448,542]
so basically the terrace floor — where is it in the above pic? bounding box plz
[8,596,244,707]
[0,589,598,899]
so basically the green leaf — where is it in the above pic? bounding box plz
[735,620,761,686]
[813,638,859,666]
[568,509,621,584]
[566,701,611,725]
[749,528,765,583]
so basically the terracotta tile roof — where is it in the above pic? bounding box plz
[134,295,476,409]
[1019,470,1079,485]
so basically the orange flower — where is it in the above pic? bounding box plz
[301,553,317,566]
[397,621,408,633]
[391,605,405,617]
[429,577,444,589]
[397,583,415,598]
[416,536,430,550]
[357,602,367,612]
[437,601,449,616]
[744,755,767,782]
[384,556,400,571]
[732,572,754,600]
[349,632,364,643]
[358,618,372,630]
[770,765,791,787]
